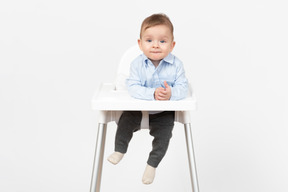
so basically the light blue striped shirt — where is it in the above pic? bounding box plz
[126,53,188,100]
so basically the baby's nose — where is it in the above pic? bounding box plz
[152,41,159,47]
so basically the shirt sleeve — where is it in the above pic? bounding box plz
[170,60,189,101]
[126,59,156,100]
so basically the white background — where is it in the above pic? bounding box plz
[1,0,288,192]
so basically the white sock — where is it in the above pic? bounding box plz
[107,152,124,165]
[142,164,156,184]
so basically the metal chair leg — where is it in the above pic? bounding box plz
[90,123,107,192]
[184,123,200,192]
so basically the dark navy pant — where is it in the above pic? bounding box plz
[114,111,175,168]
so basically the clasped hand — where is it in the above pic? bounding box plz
[154,81,171,100]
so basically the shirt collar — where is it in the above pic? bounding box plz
[142,53,174,65]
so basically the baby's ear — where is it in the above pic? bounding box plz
[171,41,176,50]
[138,39,143,51]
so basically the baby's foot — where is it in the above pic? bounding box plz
[142,164,156,184]
[107,152,124,165]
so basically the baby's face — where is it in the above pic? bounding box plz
[138,25,175,64]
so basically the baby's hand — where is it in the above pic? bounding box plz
[154,81,171,100]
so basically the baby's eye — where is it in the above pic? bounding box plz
[146,40,152,42]
[160,40,166,43]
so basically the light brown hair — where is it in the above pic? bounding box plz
[140,13,174,40]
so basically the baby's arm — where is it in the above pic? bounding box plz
[126,60,155,100]
[169,60,188,100]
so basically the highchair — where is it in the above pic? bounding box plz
[90,45,200,192]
